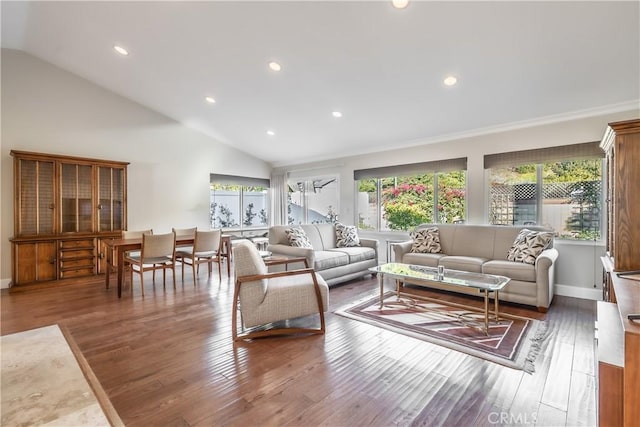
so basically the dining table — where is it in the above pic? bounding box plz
[104,233,232,298]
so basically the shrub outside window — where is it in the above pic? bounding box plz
[210,180,269,230]
[488,159,602,240]
[357,171,466,231]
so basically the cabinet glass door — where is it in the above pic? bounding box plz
[97,166,125,232]
[61,163,93,233]
[17,159,55,236]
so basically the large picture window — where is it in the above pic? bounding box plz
[210,174,269,230]
[287,177,339,225]
[355,159,467,231]
[486,143,603,240]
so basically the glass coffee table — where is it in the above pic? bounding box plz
[369,263,510,335]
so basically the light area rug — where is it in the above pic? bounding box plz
[336,292,546,373]
[1,324,123,426]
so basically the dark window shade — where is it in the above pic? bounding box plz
[210,174,270,187]
[354,157,467,180]
[484,142,603,169]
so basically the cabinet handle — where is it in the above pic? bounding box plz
[50,258,57,264]
[49,204,54,209]
[97,204,103,210]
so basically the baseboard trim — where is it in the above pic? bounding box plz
[1,279,12,290]
[555,283,602,301]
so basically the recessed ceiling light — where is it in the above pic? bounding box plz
[113,45,129,56]
[332,111,343,118]
[268,61,282,72]
[444,76,458,86]
[266,130,276,136]
[205,96,216,104]
[391,0,409,9]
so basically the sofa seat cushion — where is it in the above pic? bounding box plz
[402,252,445,268]
[327,247,375,263]
[313,250,349,271]
[438,256,488,273]
[482,260,536,282]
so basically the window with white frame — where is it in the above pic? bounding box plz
[485,143,604,240]
[210,174,269,230]
[355,158,467,231]
[287,177,339,225]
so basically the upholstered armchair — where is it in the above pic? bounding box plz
[232,241,329,341]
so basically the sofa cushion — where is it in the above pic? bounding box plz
[410,227,442,253]
[402,252,445,268]
[482,260,536,282]
[507,229,554,265]
[313,250,349,271]
[335,223,360,247]
[285,227,313,248]
[438,255,488,273]
[328,247,375,263]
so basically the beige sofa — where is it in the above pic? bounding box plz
[267,224,379,286]
[393,224,558,311]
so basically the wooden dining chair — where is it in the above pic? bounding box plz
[124,232,176,296]
[175,229,222,285]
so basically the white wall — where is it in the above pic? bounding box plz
[273,108,639,299]
[1,49,271,287]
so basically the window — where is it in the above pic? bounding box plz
[210,174,269,230]
[287,177,338,225]
[355,159,467,231]
[486,143,604,240]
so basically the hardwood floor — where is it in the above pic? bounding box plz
[1,270,597,426]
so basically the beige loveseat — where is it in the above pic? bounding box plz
[393,224,559,311]
[267,224,379,286]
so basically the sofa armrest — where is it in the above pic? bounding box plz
[393,241,413,263]
[267,244,316,266]
[534,247,559,310]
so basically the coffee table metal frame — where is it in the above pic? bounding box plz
[369,263,510,335]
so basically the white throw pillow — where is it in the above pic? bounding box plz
[336,223,360,247]
[410,227,442,253]
[285,227,313,248]
[507,229,554,265]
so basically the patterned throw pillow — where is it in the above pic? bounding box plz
[409,227,442,254]
[285,227,313,248]
[335,223,360,247]
[507,229,554,265]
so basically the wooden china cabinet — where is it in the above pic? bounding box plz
[10,150,128,287]
[596,119,640,427]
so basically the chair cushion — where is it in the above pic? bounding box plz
[506,229,554,265]
[335,223,360,247]
[402,252,445,268]
[285,227,313,248]
[233,241,268,311]
[410,227,442,254]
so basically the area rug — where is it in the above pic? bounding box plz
[1,324,123,426]
[336,292,546,373]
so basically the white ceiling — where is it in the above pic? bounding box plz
[2,1,639,167]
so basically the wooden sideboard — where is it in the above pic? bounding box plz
[10,150,128,287]
[597,119,640,427]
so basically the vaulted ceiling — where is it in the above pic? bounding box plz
[2,1,638,166]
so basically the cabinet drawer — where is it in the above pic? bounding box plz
[60,267,95,279]
[60,249,95,259]
[60,239,95,249]
[60,258,95,270]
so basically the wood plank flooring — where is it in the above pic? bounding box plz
[1,270,597,426]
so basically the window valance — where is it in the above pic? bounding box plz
[210,174,270,187]
[483,141,603,169]
[354,157,467,180]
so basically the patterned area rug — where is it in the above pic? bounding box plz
[336,292,546,373]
